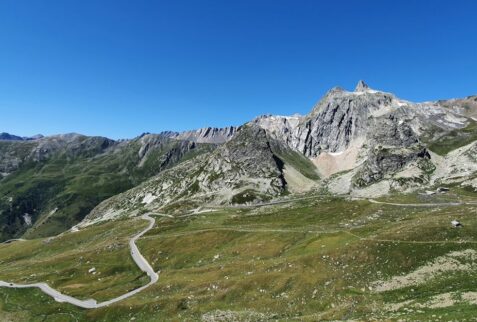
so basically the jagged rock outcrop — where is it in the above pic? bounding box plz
[253,81,477,192]
[136,134,199,168]
[352,113,431,186]
[355,80,369,92]
[255,81,471,157]
[85,125,286,220]
[84,125,321,223]
[86,81,477,224]
[163,126,237,144]
[251,115,302,149]
[302,86,395,156]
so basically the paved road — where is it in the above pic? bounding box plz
[0,214,159,309]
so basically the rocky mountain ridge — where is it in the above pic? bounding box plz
[161,126,237,144]
[84,124,319,224]
[82,81,477,225]
[0,132,43,141]
[0,133,216,240]
[2,81,477,236]
[254,81,469,157]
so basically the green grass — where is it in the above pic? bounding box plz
[428,119,477,155]
[270,140,321,180]
[0,139,215,241]
[1,195,477,320]
[0,218,149,302]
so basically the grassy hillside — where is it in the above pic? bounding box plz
[0,137,215,241]
[270,139,320,181]
[1,191,477,320]
[427,119,477,155]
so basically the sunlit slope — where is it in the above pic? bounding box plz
[0,134,215,241]
[2,191,477,320]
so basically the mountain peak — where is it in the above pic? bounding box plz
[355,80,370,92]
[0,132,42,141]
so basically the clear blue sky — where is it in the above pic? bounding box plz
[1,0,476,139]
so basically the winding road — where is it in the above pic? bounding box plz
[1,197,476,309]
[0,214,159,309]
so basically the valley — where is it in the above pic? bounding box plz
[1,190,477,320]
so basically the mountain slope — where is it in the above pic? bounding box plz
[0,133,215,240]
[82,81,477,225]
[0,132,43,141]
[162,126,237,143]
[2,81,477,237]
[253,81,476,195]
[83,124,319,224]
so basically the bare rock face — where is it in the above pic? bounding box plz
[251,115,302,149]
[255,81,406,157]
[303,85,396,156]
[209,125,284,187]
[354,80,370,92]
[85,124,289,221]
[254,81,475,188]
[436,95,477,119]
[163,126,237,144]
[137,134,198,168]
[0,134,116,175]
[353,113,431,186]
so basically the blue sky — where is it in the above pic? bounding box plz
[1,0,476,139]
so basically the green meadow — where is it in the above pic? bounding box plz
[1,193,477,321]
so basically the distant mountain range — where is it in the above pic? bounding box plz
[2,81,477,241]
[0,132,44,141]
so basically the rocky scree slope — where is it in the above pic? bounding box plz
[84,124,318,223]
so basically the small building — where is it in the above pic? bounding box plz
[451,220,462,228]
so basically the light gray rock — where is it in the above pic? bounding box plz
[253,81,475,188]
[163,126,237,144]
[355,80,370,92]
[255,81,398,157]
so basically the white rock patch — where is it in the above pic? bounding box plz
[142,193,157,205]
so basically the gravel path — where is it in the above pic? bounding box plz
[0,214,159,309]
